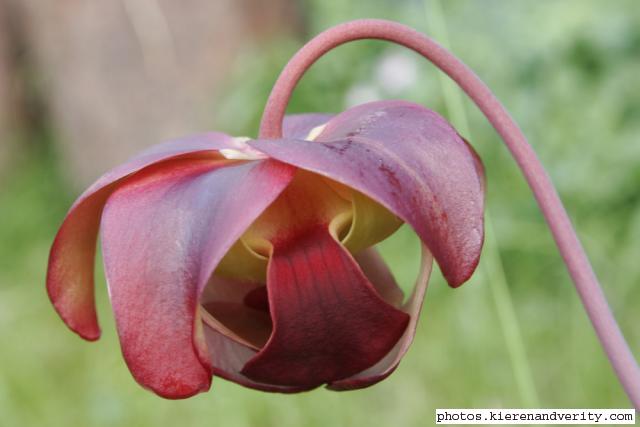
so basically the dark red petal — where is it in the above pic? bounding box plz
[202,325,315,393]
[240,226,410,388]
[101,159,295,398]
[200,276,311,392]
[243,286,270,312]
[249,100,485,286]
[47,133,235,340]
[328,246,433,390]
[283,113,333,139]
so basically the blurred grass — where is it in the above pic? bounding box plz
[1,0,639,425]
[426,0,540,408]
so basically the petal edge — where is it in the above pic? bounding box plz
[47,133,234,340]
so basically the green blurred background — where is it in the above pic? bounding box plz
[1,0,639,425]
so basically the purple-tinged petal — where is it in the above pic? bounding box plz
[284,115,404,253]
[462,136,486,194]
[328,246,433,390]
[47,133,235,341]
[100,158,295,398]
[283,113,333,139]
[249,100,485,286]
[240,226,409,388]
[355,247,404,308]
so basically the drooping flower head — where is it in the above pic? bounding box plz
[45,17,640,408]
[48,99,485,398]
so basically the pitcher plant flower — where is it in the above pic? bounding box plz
[47,19,639,407]
[47,100,484,397]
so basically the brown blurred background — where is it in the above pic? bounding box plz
[0,0,302,185]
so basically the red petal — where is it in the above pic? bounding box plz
[283,113,333,139]
[200,275,312,392]
[47,133,234,341]
[202,325,315,393]
[249,100,485,286]
[328,246,434,390]
[240,226,410,387]
[100,159,295,398]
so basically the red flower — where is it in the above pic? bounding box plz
[47,100,485,398]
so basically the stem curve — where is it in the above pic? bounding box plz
[258,19,640,408]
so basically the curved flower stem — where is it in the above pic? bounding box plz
[426,0,539,407]
[258,19,640,408]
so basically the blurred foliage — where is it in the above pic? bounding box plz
[1,0,639,426]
